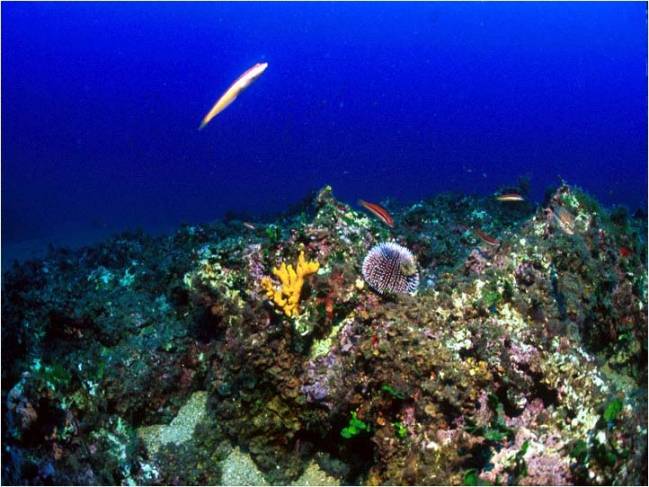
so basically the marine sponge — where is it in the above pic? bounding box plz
[362,242,419,295]
[261,251,320,317]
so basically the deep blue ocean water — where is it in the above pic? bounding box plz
[2,2,647,262]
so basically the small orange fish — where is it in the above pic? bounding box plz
[496,193,525,202]
[473,228,499,247]
[358,199,394,227]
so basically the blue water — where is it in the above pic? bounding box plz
[2,2,647,256]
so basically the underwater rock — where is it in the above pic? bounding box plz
[1,184,646,486]
[220,447,269,486]
[293,460,341,486]
[137,391,208,455]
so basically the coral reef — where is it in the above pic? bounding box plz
[2,184,646,485]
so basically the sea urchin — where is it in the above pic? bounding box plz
[362,242,419,295]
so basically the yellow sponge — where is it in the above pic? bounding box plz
[261,251,319,317]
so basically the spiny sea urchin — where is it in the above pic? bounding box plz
[362,242,419,295]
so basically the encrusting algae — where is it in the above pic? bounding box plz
[261,250,320,317]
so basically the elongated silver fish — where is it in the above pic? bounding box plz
[199,62,268,130]
[496,193,525,202]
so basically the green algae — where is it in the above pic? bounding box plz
[603,398,624,423]
[381,384,405,400]
[392,421,408,439]
[341,412,370,439]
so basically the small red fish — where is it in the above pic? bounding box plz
[473,228,499,247]
[358,199,394,227]
[324,295,335,321]
[619,246,633,257]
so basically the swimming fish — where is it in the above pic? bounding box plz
[199,62,268,130]
[242,222,257,231]
[496,193,525,202]
[551,205,575,235]
[473,228,500,247]
[358,199,394,227]
[619,246,633,258]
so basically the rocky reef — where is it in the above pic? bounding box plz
[2,184,647,485]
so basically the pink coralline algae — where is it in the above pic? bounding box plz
[477,400,573,485]
[244,244,266,283]
[400,405,417,435]
[473,390,493,427]
[521,449,572,486]
[362,242,419,295]
[480,428,572,486]
[505,398,546,429]
[464,248,490,275]
[301,321,362,406]
[514,260,540,286]
[506,339,542,371]
[301,353,342,407]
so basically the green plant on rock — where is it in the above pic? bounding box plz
[510,440,529,483]
[381,384,405,400]
[569,397,631,483]
[463,468,492,486]
[264,224,282,243]
[602,398,623,424]
[570,439,589,465]
[340,411,370,439]
[480,285,503,310]
[463,439,527,485]
[464,393,514,443]
[393,421,408,439]
[31,360,72,391]
[572,187,602,214]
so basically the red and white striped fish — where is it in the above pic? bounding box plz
[473,228,500,247]
[358,199,394,227]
